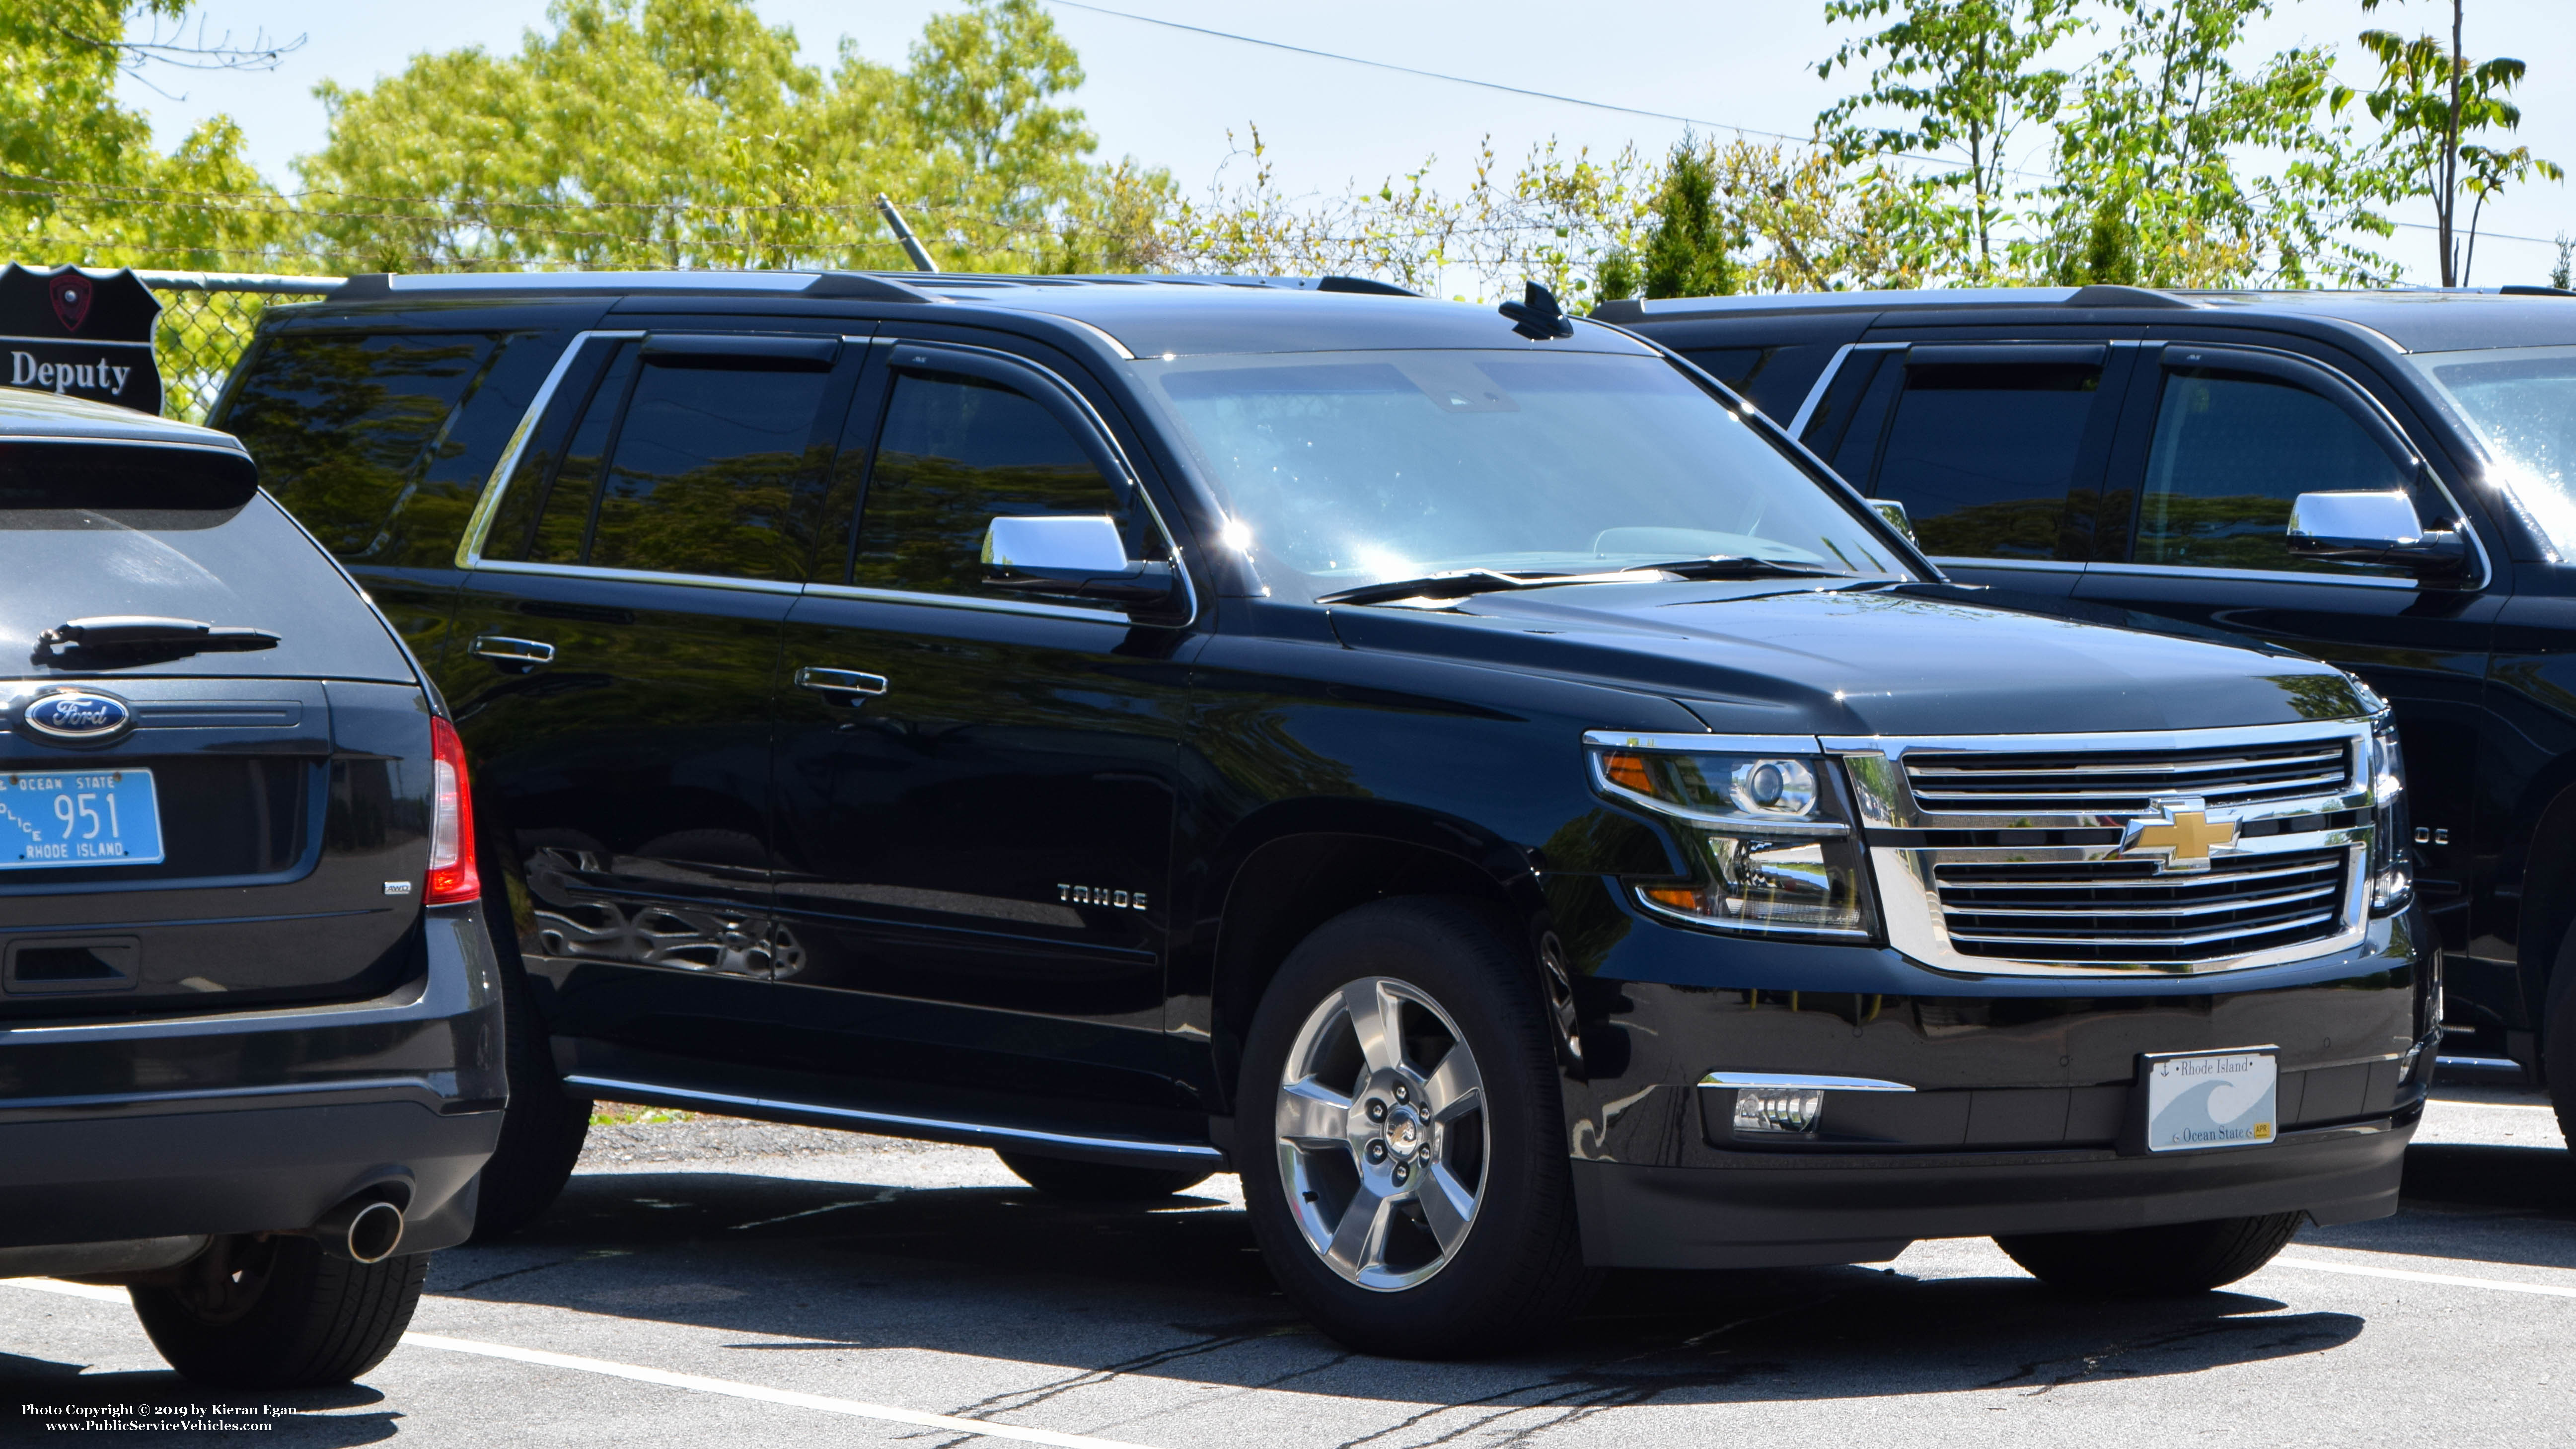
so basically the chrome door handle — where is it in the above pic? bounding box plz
[796,666,888,701]
[470,635,557,665]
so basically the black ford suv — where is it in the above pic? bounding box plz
[1609,285,2576,1140]
[216,271,2432,1355]
[0,387,503,1384]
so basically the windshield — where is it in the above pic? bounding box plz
[1132,349,1908,598]
[2409,345,2576,556]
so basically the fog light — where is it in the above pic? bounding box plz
[1733,1087,1823,1136]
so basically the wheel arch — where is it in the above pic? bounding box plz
[1202,803,1555,1118]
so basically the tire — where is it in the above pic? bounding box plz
[1995,1211,2305,1297]
[467,909,590,1242]
[1237,896,1597,1359]
[2544,944,2576,1151]
[997,1151,1213,1200]
[131,1236,428,1388]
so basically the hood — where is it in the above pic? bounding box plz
[1325,581,2364,737]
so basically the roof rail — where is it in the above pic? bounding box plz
[2502,284,2576,298]
[2064,284,2195,309]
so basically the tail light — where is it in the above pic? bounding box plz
[427,716,480,905]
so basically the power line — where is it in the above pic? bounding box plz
[1039,0,1823,151]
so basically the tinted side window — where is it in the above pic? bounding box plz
[2134,370,2411,574]
[586,359,833,580]
[1870,361,2101,560]
[1681,345,1837,420]
[851,369,1129,597]
[220,333,499,560]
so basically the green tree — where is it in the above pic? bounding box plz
[2354,6,2559,286]
[297,0,1170,274]
[0,2,294,270]
[1621,140,1745,299]
[1816,0,2082,281]
[2033,0,2399,287]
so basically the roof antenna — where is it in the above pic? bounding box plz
[875,195,940,273]
[1499,281,1573,340]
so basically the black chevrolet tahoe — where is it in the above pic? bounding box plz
[1608,285,2576,1141]
[0,387,503,1384]
[214,270,2434,1356]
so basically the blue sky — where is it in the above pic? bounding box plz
[114,0,2576,286]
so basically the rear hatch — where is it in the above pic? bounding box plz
[0,433,436,1018]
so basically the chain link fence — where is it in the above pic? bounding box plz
[136,271,345,423]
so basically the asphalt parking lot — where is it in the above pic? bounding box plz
[4,1085,2567,1447]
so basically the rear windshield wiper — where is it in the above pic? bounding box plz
[1315,556,1850,606]
[37,616,281,664]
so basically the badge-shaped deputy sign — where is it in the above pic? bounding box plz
[0,265,162,416]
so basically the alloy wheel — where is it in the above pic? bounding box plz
[1273,976,1489,1291]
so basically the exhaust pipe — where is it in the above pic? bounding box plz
[306,1196,406,1263]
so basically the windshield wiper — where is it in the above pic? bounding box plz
[1315,556,1851,606]
[36,615,281,664]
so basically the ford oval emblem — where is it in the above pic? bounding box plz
[20,689,134,745]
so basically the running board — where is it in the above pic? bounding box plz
[562,1074,1226,1168]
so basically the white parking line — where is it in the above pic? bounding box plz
[400,1334,1158,1449]
[2270,1256,2576,1300]
[2430,1099,2560,1114]
[0,1279,1156,1449]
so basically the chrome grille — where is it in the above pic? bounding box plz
[1902,738,2354,816]
[1834,720,2378,977]
[1931,849,2348,965]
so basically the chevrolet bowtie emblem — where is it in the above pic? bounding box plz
[2120,797,2237,873]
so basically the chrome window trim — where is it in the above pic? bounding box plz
[1784,341,1905,441]
[799,580,1140,625]
[559,1074,1224,1162]
[2082,558,2486,591]
[1698,1071,1914,1093]
[467,558,803,596]
[1827,719,2379,978]
[455,328,645,569]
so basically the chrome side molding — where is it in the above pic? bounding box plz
[560,1074,1226,1163]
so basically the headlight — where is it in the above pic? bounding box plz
[2367,713,2412,915]
[1591,742,1878,940]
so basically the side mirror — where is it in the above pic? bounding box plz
[1868,498,1917,545]
[2286,490,2466,573]
[982,515,1178,606]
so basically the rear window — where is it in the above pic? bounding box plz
[0,442,411,682]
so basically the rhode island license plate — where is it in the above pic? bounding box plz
[0,768,165,869]
[2143,1047,2279,1153]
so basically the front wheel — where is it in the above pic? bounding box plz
[1238,897,1596,1359]
[131,1236,427,1387]
[1995,1212,2304,1297]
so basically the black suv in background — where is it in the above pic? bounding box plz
[0,388,503,1385]
[1609,285,2576,1140]
[216,271,2431,1355]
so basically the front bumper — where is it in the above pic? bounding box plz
[1574,1112,2409,1269]
[0,903,506,1254]
[1548,878,2433,1269]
